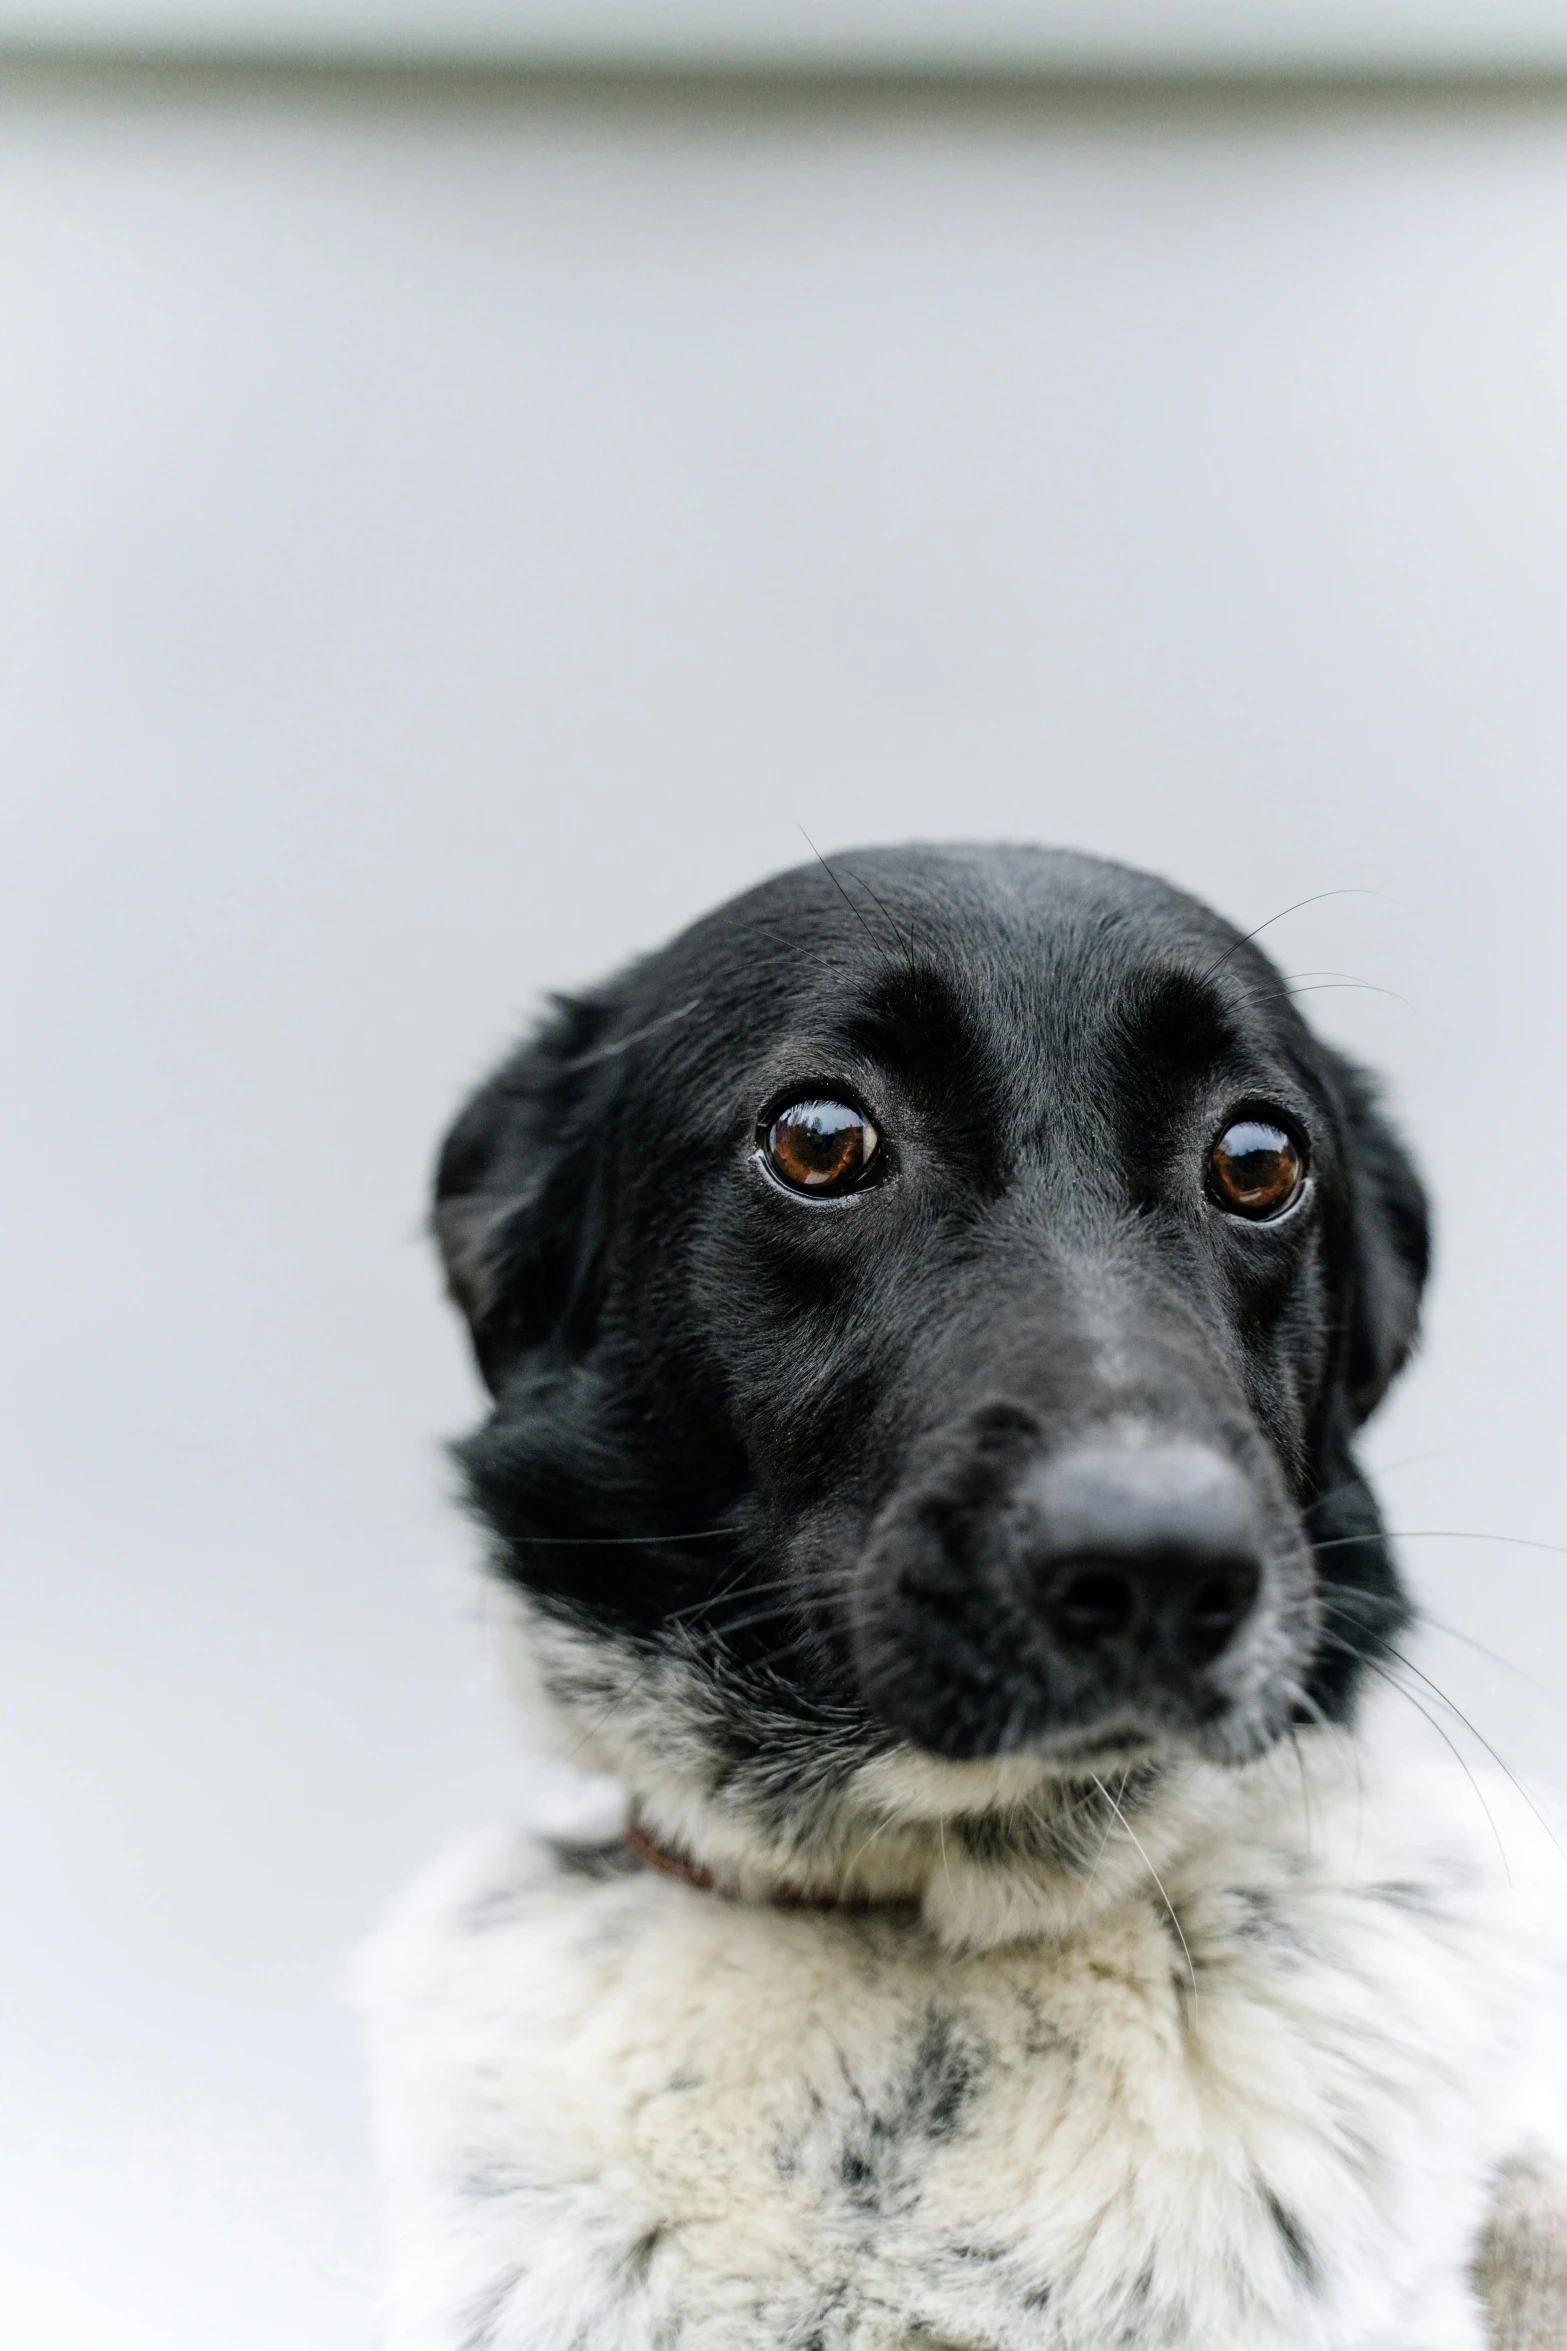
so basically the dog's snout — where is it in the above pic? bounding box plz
[1027,1444,1263,1670]
[853,1418,1286,1761]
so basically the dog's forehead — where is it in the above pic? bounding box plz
[693,845,1229,971]
[648,845,1275,1091]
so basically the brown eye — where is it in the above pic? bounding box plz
[761,1099,880,1196]
[1207,1119,1306,1221]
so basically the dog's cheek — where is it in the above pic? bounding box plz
[1211,1234,1336,1495]
[669,1208,901,1494]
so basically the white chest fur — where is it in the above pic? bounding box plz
[363,1728,1567,2351]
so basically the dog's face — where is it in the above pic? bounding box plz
[437,848,1427,1878]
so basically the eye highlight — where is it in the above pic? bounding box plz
[760,1099,880,1197]
[1206,1118,1306,1222]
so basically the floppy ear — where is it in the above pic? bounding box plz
[433,992,617,1393]
[1327,1052,1432,1424]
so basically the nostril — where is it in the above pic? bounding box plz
[1176,1564,1261,1663]
[1043,1565,1140,1650]
[1035,1550,1261,1665]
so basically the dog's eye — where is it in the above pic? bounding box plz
[1207,1119,1305,1221]
[761,1099,879,1196]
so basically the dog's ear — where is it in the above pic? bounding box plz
[1328,1051,1432,1423]
[433,992,617,1393]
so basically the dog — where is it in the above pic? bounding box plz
[364,845,1567,2350]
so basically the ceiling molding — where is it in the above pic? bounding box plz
[5,1,1567,80]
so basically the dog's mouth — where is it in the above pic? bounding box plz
[844,1406,1315,1775]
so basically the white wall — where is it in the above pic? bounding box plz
[5,69,1567,2349]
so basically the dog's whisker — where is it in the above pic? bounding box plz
[1199,886,1384,985]
[1293,1680,1366,1849]
[501,1528,736,1550]
[1303,1451,1437,1516]
[1064,1770,1126,1932]
[1301,1475,1365,1520]
[839,1809,901,1888]
[1314,1590,1401,1628]
[1288,1680,1337,1734]
[1385,1647,1567,1870]
[1412,1613,1567,1716]
[1286,1722,1318,1864]
[1264,981,1415,1012]
[556,1649,665,1771]
[1285,969,1392,985]
[1089,1771,1197,1998]
[798,826,901,970]
[709,1607,813,1645]
[1315,1529,1567,1559]
[562,998,704,1069]
[937,1814,955,1908]
[1365,1660,1514,1886]
[680,1597,828,1645]
[839,863,918,962]
[664,1571,792,1625]
[1310,1629,1514,1884]
[667,1565,868,1631]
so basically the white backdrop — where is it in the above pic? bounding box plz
[5,69,1567,2349]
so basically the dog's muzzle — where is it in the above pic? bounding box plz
[849,1401,1292,1763]
[1026,1443,1261,1668]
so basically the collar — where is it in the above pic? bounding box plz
[625,1816,720,1892]
[625,1814,888,1911]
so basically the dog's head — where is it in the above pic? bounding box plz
[436,847,1427,1911]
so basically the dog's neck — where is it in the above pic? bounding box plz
[616,1756,1249,1954]
[504,1594,1355,1953]
[626,1814,896,1910]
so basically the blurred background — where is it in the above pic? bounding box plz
[6,5,1567,2344]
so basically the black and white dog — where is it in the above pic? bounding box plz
[365,846,1567,2351]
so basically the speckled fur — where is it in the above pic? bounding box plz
[1474,2155,1567,2350]
[363,1698,1567,2351]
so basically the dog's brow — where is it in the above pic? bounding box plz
[837,964,983,1074]
[1117,965,1242,1069]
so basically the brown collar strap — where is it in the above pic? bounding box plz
[625,1817,720,1893]
[625,1815,885,1911]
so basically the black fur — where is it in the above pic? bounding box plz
[435,847,1428,1814]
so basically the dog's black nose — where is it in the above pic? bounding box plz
[1025,1444,1262,1669]
[852,1416,1276,1759]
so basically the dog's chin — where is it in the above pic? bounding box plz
[858,1666,1302,1785]
[492,1584,1313,1950]
[883,1689,1295,1768]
